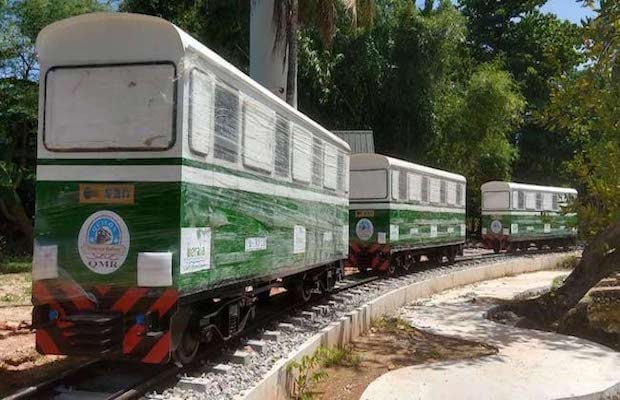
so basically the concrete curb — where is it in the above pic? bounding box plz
[241,252,579,400]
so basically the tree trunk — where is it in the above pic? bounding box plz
[285,0,298,108]
[506,222,620,324]
[0,196,33,246]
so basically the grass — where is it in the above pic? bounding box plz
[0,256,31,274]
[286,346,363,399]
[370,316,412,333]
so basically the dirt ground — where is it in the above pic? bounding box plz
[312,317,498,400]
[0,272,87,397]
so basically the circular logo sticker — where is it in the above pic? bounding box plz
[78,211,130,274]
[490,220,503,234]
[356,218,374,241]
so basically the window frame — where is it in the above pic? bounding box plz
[188,68,213,156]
[274,114,291,179]
[212,80,241,164]
[43,61,178,152]
[241,96,276,174]
[292,124,312,184]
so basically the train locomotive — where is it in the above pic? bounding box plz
[347,154,466,274]
[31,13,350,364]
[481,181,578,253]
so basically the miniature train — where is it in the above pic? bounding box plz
[30,13,578,364]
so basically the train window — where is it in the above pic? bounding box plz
[44,63,175,151]
[421,176,430,203]
[552,193,559,210]
[350,169,387,199]
[440,180,447,204]
[512,191,519,209]
[518,191,525,209]
[543,193,553,210]
[274,115,290,178]
[213,82,239,163]
[336,151,345,191]
[525,192,536,210]
[311,138,323,187]
[242,97,275,173]
[408,173,421,202]
[430,178,441,203]
[292,125,312,183]
[391,170,400,200]
[456,183,463,206]
[398,170,407,200]
[323,143,338,190]
[535,193,543,210]
[445,181,455,205]
[483,191,510,210]
[188,69,213,156]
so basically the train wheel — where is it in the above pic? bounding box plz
[493,243,501,254]
[413,255,422,263]
[291,276,313,302]
[173,321,200,365]
[387,260,397,275]
[401,254,412,273]
[447,248,456,264]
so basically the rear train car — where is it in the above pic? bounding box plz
[31,13,350,364]
[348,154,466,274]
[480,181,577,253]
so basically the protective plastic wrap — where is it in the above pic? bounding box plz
[31,12,350,362]
[347,154,466,271]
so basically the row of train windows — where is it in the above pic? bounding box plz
[483,191,575,211]
[189,69,347,192]
[391,170,465,207]
[512,191,575,211]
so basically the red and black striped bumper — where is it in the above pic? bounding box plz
[348,242,391,272]
[32,280,178,364]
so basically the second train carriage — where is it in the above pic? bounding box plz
[481,181,577,252]
[32,13,350,364]
[348,154,466,274]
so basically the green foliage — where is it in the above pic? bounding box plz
[286,345,362,399]
[541,0,619,239]
[318,345,362,368]
[286,349,329,400]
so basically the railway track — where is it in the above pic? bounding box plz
[4,247,577,400]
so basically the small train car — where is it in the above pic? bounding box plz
[348,154,466,274]
[32,13,350,364]
[481,181,577,253]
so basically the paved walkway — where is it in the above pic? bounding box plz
[362,270,620,400]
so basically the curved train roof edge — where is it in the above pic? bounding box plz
[481,181,578,194]
[350,153,466,182]
[36,12,350,152]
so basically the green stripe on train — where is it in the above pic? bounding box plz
[34,180,347,295]
[481,212,577,238]
[349,207,465,248]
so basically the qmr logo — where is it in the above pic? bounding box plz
[355,218,374,241]
[78,211,130,274]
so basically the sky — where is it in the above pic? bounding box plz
[414,0,597,24]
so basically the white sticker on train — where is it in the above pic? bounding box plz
[293,225,306,254]
[181,227,212,274]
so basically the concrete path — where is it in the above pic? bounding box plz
[362,270,620,400]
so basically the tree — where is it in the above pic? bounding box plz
[458,0,584,187]
[272,0,376,106]
[0,0,107,256]
[500,0,620,330]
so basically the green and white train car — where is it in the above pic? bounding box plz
[32,13,350,364]
[348,154,466,274]
[481,181,577,253]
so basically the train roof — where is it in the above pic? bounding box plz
[36,12,350,151]
[481,181,577,194]
[350,153,466,182]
